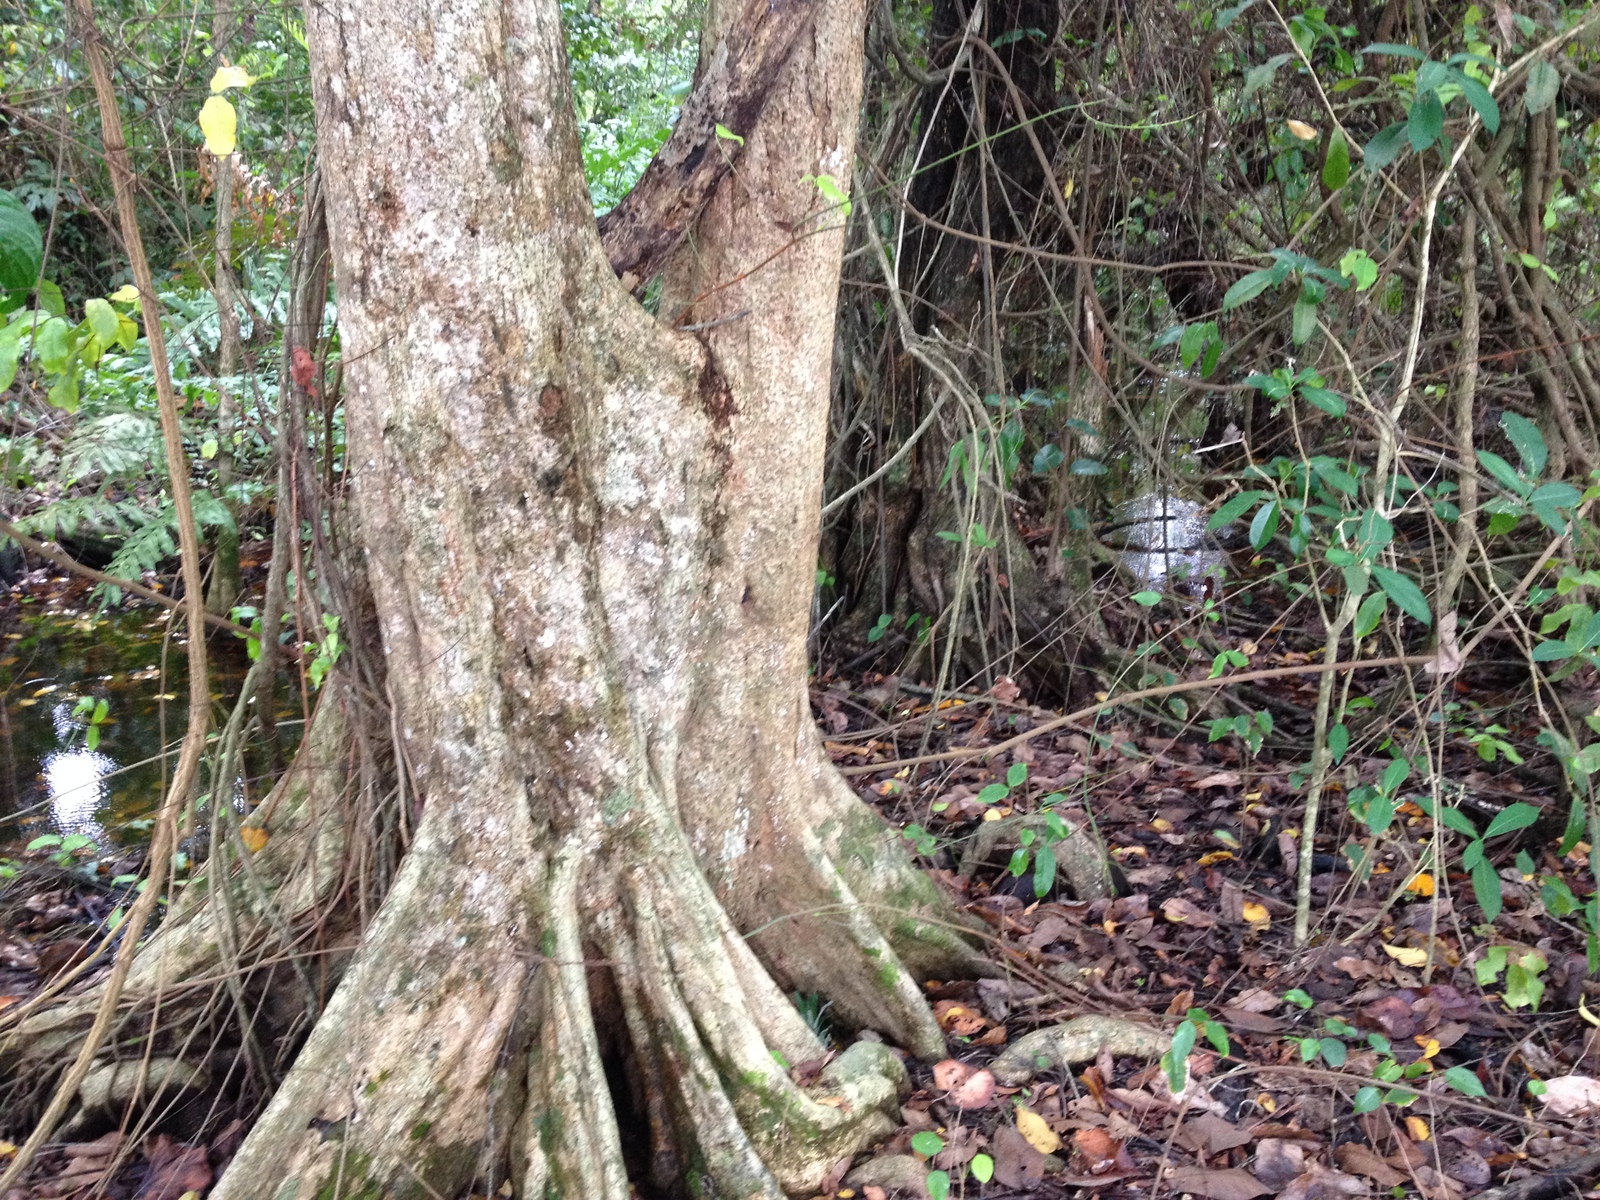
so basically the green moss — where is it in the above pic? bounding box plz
[313,1150,379,1200]
[601,790,634,825]
[877,961,900,990]
[409,1121,431,1141]
[540,927,558,957]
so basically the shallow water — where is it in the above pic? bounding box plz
[0,586,284,850]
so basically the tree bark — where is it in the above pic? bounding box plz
[199,0,980,1196]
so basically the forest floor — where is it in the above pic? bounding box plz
[0,575,1598,1199]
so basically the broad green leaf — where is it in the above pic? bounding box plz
[48,369,79,412]
[84,297,119,345]
[1299,385,1346,416]
[1364,122,1409,170]
[911,1132,945,1157]
[199,94,238,156]
[0,326,22,392]
[1319,1037,1347,1067]
[1371,566,1431,625]
[970,1154,994,1184]
[809,173,851,217]
[1292,295,1318,345]
[1443,1066,1487,1097]
[1354,590,1388,638]
[926,1171,951,1200]
[1070,458,1107,475]
[1531,638,1572,662]
[1381,758,1412,794]
[1483,801,1540,839]
[0,190,43,292]
[1476,449,1531,497]
[1243,54,1292,98]
[977,783,1009,804]
[1007,762,1028,788]
[33,315,71,373]
[1032,443,1063,473]
[1132,590,1161,606]
[1322,130,1350,190]
[1471,857,1502,923]
[1407,93,1444,151]
[1415,60,1452,95]
[1223,268,1278,310]
[1207,491,1267,530]
[1360,42,1425,59]
[714,123,744,146]
[1352,1086,1382,1113]
[1525,60,1560,114]
[1453,71,1500,132]
[1249,500,1280,550]
[1500,411,1547,478]
[1033,843,1056,897]
[1340,248,1378,290]
[1328,723,1350,763]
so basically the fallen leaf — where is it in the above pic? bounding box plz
[992,1125,1049,1189]
[1382,943,1428,967]
[1241,901,1271,927]
[933,1001,986,1036]
[1193,771,1241,789]
[1230,988,1283,1014]
[930,1060,996,1109]
[1403,1116,1430,1142]
[1162,896,1218,927]
[1072,1127,1122,1174]
[1015,1105,1062,1154]
[1286,120,1319,140]
[1405,872,1436,897]
[1537,1075,1600,1119]
[1335,1143,1405,1187]
[1278,1162,1367,1200]
[1254,1138,1308,1188]
[1165,1166,1274,1200]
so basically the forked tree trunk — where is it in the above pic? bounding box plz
[207,0,981,1195]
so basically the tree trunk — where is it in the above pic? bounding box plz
[205,0,980,1196]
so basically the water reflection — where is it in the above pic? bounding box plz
[43,699,114,841]
[1101,493,1226,593]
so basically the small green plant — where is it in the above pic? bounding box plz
[1474,946,1547,1011]
[307,612,343,688]
[1162,1007,1229,1092]
[1415,795,1541,923]
[1208,708,1273,755]
[26,832,97,869]
[71,695,110,751]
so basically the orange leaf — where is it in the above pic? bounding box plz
[239,826,270,853]
[1405,872,1436,896]
[1404,1116,1430,1142]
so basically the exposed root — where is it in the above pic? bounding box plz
[988,1016,1171,1085]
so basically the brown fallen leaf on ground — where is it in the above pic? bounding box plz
[930,1059,996,1109]
[991,1125,1049,1189]
[1334,1142,1406,1187]
[139,1135,213,1200]
[1277,1162,1367,1200]
[1254,1138,1309,1188]
[1536,1074,1600,1118]
[1165,1166,1274,1200]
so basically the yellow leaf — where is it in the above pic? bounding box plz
[109,284,140,303]
[1405,872,1435,896]
[1579,995,1599,1027]
[0,1140,16,1156]
[982,808,1003,822]
[1404,1116,1430,1142]
[210,63,255,92]
[199,95,238,156]
[1257,1092,1277,1113]
[1198,851,1236,866]
[1015,1106,1062,1154]
[239,826,270,853]
[1286,120,1319,140]
[1382,943,1428,967]
[1416,1037,1440,1059]
[1241,901,1271,927]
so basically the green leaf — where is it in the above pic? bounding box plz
[1340,248,1378,291]
[1407,93,1444,151]
[713,123,744,146]
[1354,590,1388,639]
[1471,857,1503,923]
[1360,42,1425,59]
[1007,762,1028,788]
[1328,723,1350,764]
[1033,843,1057,897]
[1500,411,1547,478]
[1476,449,1531,497]
[1249,500,1280,550]
[1453,71,1500,132]
[1283,988,1313,1008]
[34,315,71,373]
[1371,566,1432,625]
[1364,122,1409,170]
[926,1171,951,1200]
[1132,590,1161,606]
[1208,491,1267,530]
[1243,54,1293,98]
[977,783,1009,804]
[1292,295,1319,345]
[1215,1,1256,30]
[1223,268,1277,310]
[1032,443,1063,473]
[1352,1086,1383,1113]
[912,1132,945,1157]
[1415,60,1452,96]
[1531,638,1572,662]
[1525,60,1560,114]
[808,173,851,217]
[1070,458,1107,475]
[970,1154,994,1184]
[0,191,43,292]
[1319,1037,1347,1067]
[1322,130,1350,190]
[84,297,119,345]
[1442,1066,1487,1098]
[1483,801,1540,839]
